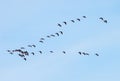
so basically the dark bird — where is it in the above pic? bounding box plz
[82,52,86,55]
[18,54,25,57]
[59,31,63,35]
[23,58,27,61]
[77,18,80,21]
[46,35,50,38]
[39,40,44,43]
[32,45,36,47]
[99,17,104,20]
[83,16,86,18]
[62,51,66,54]
[20,47,25,49]
[58,23,62,27]
[7,50,11,52]
[51,34,55,37]
[85,53,89,55]
[28,45,32,47]
[95,53,99,56]
[31,52,35,55]
[40,38,45,40]
[23,51,29,56]
[63,21,67,25]
[71,20,75,23]
[104,20,107,23]
[50,51,54,53]
[39,51,42,54]
[78,52,82,55]
[55,33,59,36]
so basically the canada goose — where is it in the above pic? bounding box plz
[31,52,35,55]
[77,18,80,21]
[95,53,99,56]
[55,33,59,36]
[32,45,36,47]
[46,35,50,38]
[23,58,27,61]
[51,34,55,37]
[82,52,86,55]
[104,20,107,23]
[39,51,42,54]
[71,20,75,23]
[99,17,104,20]
[40,38,45,40]
[20,47,25,49]
[58,23,62,27]
[59,31,63,35]
[39,40,43,43]
[63,21,67,25]
[83,16,86,18]
[50,51,54,53]
[62,51,66,54]
[18,54,25,57]
[28,45,32,47]
[78,52,81,55]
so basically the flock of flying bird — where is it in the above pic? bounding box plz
[7,16,107,61]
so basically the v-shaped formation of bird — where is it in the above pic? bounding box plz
[6,16,107,61]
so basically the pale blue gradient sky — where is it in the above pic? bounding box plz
[0,0,120,81]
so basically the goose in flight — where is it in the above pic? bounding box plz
[55,33,59,36]
[39,51,42,54]
[32,45,36,47]
[31,52,35,55]
[71,20,75,23]
[28,45,32,47]
[78,52,81,55]
[39,40,44,43]
[50,51,54,53]
[83,16,86,18]
[51,34,55,37]
[77,18,80,21]
[63,21,67,25]
[62,51,66,54]
[58,23,62,27]
[18,54,25,57]
[104,20,107,23]
[95,53,99,56]
[23,58,27,61]
[40,38,45,40]
[47,35,50,38]
[59,31,63,35]
[99,17,104,20]
[21,47,25,49]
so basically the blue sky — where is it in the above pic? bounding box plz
[0,0,120,81]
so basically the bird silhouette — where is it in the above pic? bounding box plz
[71,20,75,23]
[99,17,104,20]
[78,52,82,55]
[55,33,59,36]
[63,21,67,25]
[59,31,63,35]
[51,34,55,37]
[50,51,54,53]
[62,51,66,54]
[39,51,42,54]
[28,45,32,47]
[104,20,107,23]
[46,35,50,38]
[58,23,62,27]
[31,52,35,55]
[39,40,44,43]
[18,54,25,57]
[32,45,36,47]
[83,16,86,18]
[95,53,99,56]
[23,58,27,61]
[82,52,86,55]
[77,18,80,21]
[40,38,45,40]
[20,47,25,49]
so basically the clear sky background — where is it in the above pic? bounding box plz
[0,0,120,81]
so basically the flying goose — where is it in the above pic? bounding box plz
[63,21,67,25]
[58,23,62,27]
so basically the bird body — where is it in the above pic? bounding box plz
[71,20,75,23]
[63,21,67,25]
[77,18,80,21]
[58,23,62,27]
